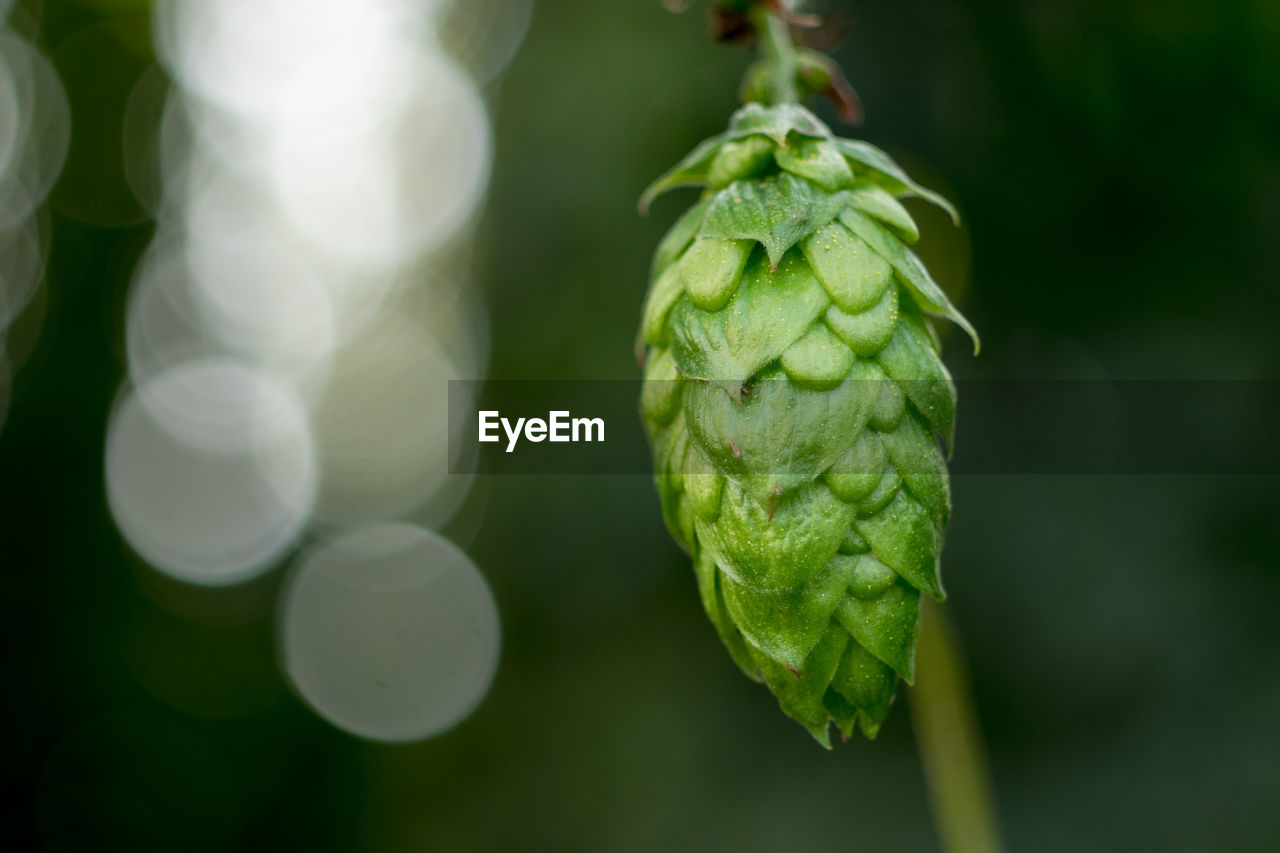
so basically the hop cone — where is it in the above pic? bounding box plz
[638,104,977,746]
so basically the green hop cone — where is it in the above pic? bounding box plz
[637,103,978,747]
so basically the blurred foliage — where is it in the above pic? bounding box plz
[2,0,1278,850]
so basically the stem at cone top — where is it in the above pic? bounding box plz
[750,4,799,105]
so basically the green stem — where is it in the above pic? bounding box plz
[749,4,798,104]
[910,599,1006,853]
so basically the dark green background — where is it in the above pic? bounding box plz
[3,0,1278,850]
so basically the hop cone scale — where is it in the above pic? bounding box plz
[638,104,977,746]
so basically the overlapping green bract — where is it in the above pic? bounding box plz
[638,104,976,746]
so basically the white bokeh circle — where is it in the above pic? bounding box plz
[153,0,427,126]
[0,210,45,330]
[308,313,470,524]
[105,358,317,585]
[279,523,499,742]
[266,52,490,272]
[0,31,71,231]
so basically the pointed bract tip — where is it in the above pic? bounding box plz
[965,324,981,356]
[807,722,834,750]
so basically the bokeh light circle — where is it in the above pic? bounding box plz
[153,0,427,125]
[105,358,317,585]
[179,166,338,378]
[125,231,336,404]
[309,313,470,524]
[121,63,171,216]
[0,31,71,231]
[0,44,20,178]
[266,51,490,272]
[435,0,533,84]
[0,210,45,329]
[279,523,499,742]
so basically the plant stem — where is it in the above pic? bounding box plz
[910,599,1006,853]
[749,4,798,104]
